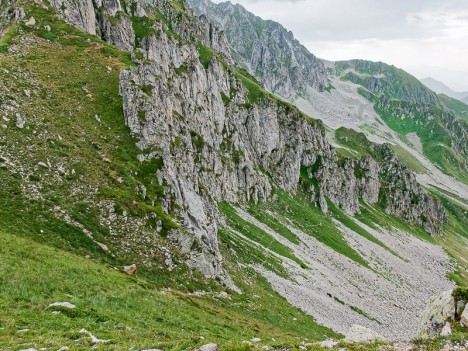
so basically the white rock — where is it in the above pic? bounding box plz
[58,347,69,351]
[45,25,51,32]
[320,340,339,349]
[440,322,452,336]
[123,264,137,275]
[199,343,219,351]
[37,162,49,169]
[419,290,456,338]
[461,306,468,328]
[250,337,261,342]
[48,302,76,309]
[25,17,36,26]
[344,325,381,343]
[80,328,110,344]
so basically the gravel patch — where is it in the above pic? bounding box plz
[235,208,455,341]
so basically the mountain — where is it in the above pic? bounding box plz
[186,0,329,98]
[421,77,468,101]
[0,0,467,348]
[187,0,468,185]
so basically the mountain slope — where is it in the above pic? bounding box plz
[0,0,466,346]
[186,0,329,98]
[188,0,468,187]
[421,77,468,102]
[335,60,468,184]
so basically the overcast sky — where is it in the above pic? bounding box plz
[212,0,468,91]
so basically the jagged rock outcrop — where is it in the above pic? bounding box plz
[379,145,447,234]
[186,0,328,98]
[42,0,446,279]
[49,0,97,35]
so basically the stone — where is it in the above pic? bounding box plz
[250,338,261,343]
[320,340,339,349]
[44,25,51,32]
[80,328,110,344]
[25,17,36,26]
[123,264,137,275]
[37,162,49,169]
[440,322,452,337]
[419,290,456,338]
[47,302,76,309]
[344,325,381,343]
[461,306,468,328]
[198,344,219,351]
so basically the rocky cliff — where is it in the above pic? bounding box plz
[186,0,329,98]
[34,0,447,282]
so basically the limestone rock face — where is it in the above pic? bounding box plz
[49,0,97,35]
[461,306,468,328]
[380,145,447,235]
[44,0,447,282]
[419,290,455,338]
[186,0,329,97]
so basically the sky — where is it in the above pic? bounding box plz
[212,0,468,91]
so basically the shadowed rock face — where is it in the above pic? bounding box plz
[44,0,446,282]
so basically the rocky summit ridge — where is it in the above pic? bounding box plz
[0,0,467,347]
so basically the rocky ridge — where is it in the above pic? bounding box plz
[186,0,329,98]
[23,0,446,279]
[189,0,468,187]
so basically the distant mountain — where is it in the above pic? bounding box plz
[188,0,468,184]
[186,0,329,98]
[421,77,468,102]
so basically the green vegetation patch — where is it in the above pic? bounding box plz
[267,191,369,268]
[219,202,308,269]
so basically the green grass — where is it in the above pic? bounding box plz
[219,202,308,269]
[0,230,338,350]
[197,42,215,69]
[235,69,266,105]
[267,191,369,268]
[390,144,426,174]
[439,94,468,121]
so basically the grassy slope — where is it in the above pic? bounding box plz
[335,61,467,183]
[0,230,337,350]
[439,94,468,121]
[0,4,338,348]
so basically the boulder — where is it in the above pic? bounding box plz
[25,17,35,26]
[123,264,137,275]
[344,325,381,343]
[419,290,455,338]
[461,306,468,328]
[320,340,339,349]
[47,302,76,309]
[440,322,452,336]
[198,344,219,351]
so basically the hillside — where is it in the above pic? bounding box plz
[187,0,468,188]
[0,0,467,349]
[421,77,468,102]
